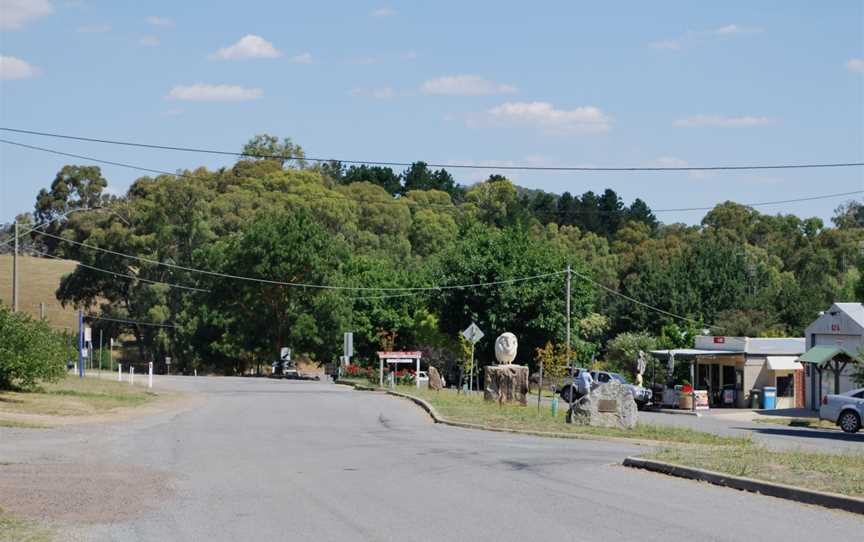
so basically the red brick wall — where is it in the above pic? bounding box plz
[794,370,805,408]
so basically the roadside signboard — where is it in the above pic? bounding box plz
[280,347,292,361]
[165,357,172,365]
[84,327,92,343]
[462,323,484,344]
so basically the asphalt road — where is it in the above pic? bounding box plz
[2,376,862,541]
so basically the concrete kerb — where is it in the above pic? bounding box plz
[382,390,662,447]
[623,457,864,516]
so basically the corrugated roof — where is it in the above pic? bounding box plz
[833,303,864,328]
[799,345,861,364]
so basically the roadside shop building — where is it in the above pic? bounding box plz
[652,336,806,409]
[801,302,864,410]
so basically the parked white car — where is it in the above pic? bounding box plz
[416,371,429,386]
[819,387,864,433]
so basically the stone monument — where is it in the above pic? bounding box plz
[483,332,529,405]
[567,380,638,429]
[428,366,444,391]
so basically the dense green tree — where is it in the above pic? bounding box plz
[432,223,594,371]
[200,210,347,370]
[0,303,72,390]
[342,165,402,195]
[241,134,306,168]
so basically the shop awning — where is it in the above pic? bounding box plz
[766,356,803,371]
[798,345,861,365]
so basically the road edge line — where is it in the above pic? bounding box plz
[622,456,864,515]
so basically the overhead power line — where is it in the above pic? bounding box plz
[29,229,567,291]
[1,138,861,215]
[27,248,210,292]
[3,127,864,172]
[570,268,719,329]
[84,314,177,328]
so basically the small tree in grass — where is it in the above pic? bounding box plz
[605,332,657,381]
[0,304,72,391]
[534,342,569,393]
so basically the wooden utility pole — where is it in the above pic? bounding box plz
[12,221,19,312]
[565,264,571,375]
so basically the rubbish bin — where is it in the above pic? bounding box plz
[750,389,762,409]
[762,386,776,410]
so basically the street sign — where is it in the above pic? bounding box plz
[343,332,353,358]
[165,357,172,365]
[462,323,484,344]
[84,327,92,342]
[280,347,292,361]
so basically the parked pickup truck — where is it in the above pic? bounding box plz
[819,387,864,433]
[557,369,653,409]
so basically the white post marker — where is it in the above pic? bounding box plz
[118,363,122,381]
[148,362,153,389]
[130,365,134,385]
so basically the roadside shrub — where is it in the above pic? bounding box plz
[0,304,73,391]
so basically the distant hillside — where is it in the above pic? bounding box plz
[0,254,79,333]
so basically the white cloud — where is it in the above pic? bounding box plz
[210,35,281,60]
[847,58,864,73]
[486,101,612,134]
[421,75,517,96]
[166,84,263,102]
[371,7,395,17]
[0,55,41,80]
[0,0,53,30]
[673,114,776,128]
[350,87,395,100]
[76,23,111,33]
[401,50,418,60]
[139,35,160,47]
[289,52,312,64]
[145,16,174,28]
[652,23,762,50]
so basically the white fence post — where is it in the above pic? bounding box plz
[130,365,134,385]
[118,363,122,382]
[148,362,153,389]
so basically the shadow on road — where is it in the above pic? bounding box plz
[740,425,864,443]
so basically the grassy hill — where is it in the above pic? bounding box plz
[0,254,79,332]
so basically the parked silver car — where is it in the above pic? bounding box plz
[819,387,864,433]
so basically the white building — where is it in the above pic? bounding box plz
[651,336,805,409]
[801,302,864,410]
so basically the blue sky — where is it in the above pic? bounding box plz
[1,0,862,225]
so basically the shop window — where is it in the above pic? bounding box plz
[776,375,794,397]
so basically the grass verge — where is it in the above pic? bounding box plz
[0,510,54,542]
[394,387,747,446]
[648,443,864,498]
[0,375,158,418]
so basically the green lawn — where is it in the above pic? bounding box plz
[0,511,54,542]
[649,443,864,498]
[0,374,158,420]
[394,386,747,446]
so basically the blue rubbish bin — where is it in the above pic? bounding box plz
[762,386,777,410]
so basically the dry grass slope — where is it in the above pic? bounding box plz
[0,254,78,332]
